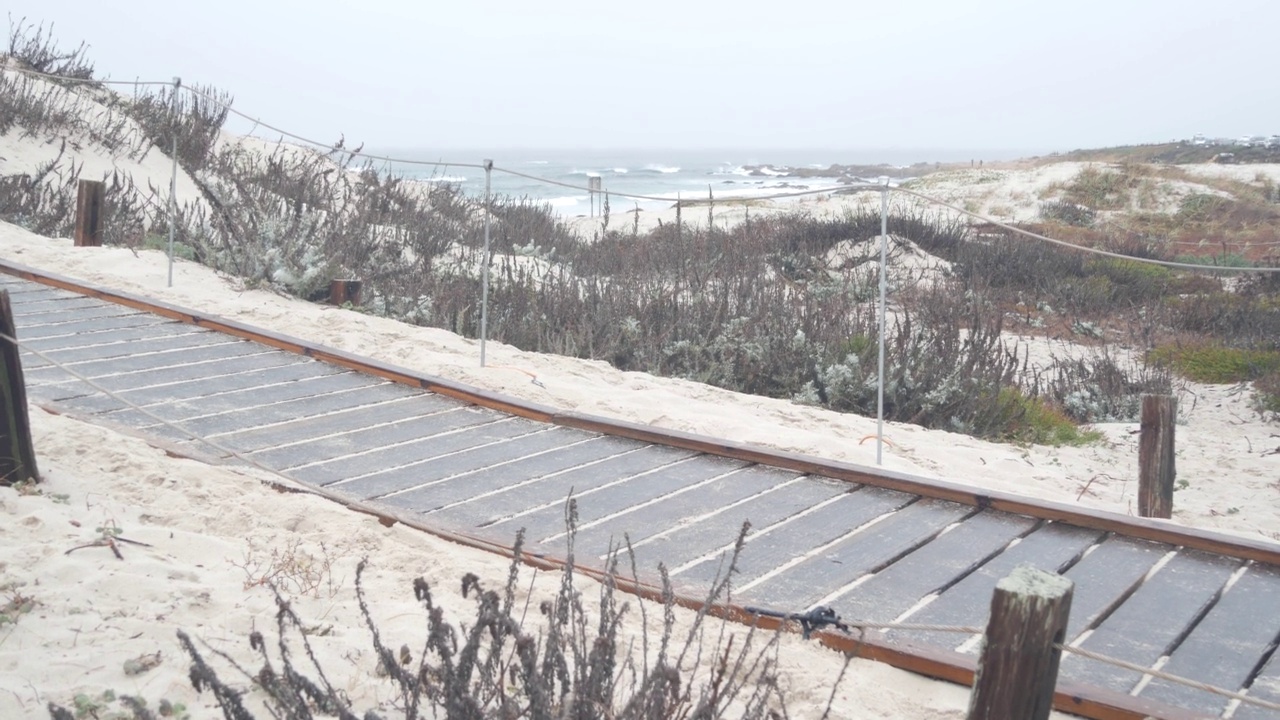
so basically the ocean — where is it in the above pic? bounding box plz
[371,148,1020,218]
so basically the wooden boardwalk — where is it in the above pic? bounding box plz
[3,266,1279,720]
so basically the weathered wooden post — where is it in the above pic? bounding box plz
[74,179,105,247]
[328,279,363,306]
[1138,394,1176,519]
[0,290,39,486]
[967,565,1074,720]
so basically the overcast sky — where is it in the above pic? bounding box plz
[8,0,1278,155]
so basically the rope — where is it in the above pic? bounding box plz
[4,63,880,203]
[896,186,1280,273]
[0,64,175,88]
[1055,643,1280,713]
[9,63,1280,268]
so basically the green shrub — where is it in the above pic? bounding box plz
[1253,370,1280,418]
[995,387,1102,446]
[1148,345,1280,383]
[1176,193,1228,222]
[1063,167,1134,211]
[1040,200,1096,227]
[142,233,196,261]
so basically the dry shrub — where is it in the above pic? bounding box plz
[5,16,95,81]
[85,511,817,720]
[126,82,233,172]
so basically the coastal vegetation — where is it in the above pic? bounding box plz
[2,22,1278,450]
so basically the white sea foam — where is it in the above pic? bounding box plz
[644,164,681,174]
[612,167,629,174]
[546,195,586,207]
[420,175,467,183]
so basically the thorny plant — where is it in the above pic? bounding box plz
[230,536,341,599]
[97,502,819,720]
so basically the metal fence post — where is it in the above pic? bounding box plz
[480,159,493,367]
[167,76,181,288]
[876,176,889,465]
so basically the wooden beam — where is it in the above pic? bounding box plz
[74,179,104,248]
[328,279,362,306]
[0,290,39,485]
[968,566,1074,720]
[1139,394,1176,519]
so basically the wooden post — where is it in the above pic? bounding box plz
[74,179,105,247]
[0,291,39,486]
[328,279,363,306]
[968,565,1073,720]
[1138,394,1176,519]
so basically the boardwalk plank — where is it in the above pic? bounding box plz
[165,380,415,438]
[628,476,849,580]
[20,326,223,367]
[14,303,141,325]
[503,454,751,550]
[17,313,173,341]
[24,338,263,382]
[888,521,1103,650]
[1,285,80,301]
[674,486,917,591]
[1059,549,1240,694]
[18,320,192,353]
[124,368,373,425]
[336,426,592,499]
[827,509,1036,625]
[252,406,499,469]
[566,465,800,557]
[290,416,536,487]
[1140,562,1280,715]
[29,351,302,400]
[739,497,976,612]
[1236,637,1280,720]
[435,444,697,530]
[205,396,439,453]
[49,359,342,416]
[382,435,642,514]
[10,295,107,314]
[1061,535,1169,642]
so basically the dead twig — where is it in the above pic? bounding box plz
[64,534,152,560]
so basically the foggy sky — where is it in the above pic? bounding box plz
[7,0,1278,155]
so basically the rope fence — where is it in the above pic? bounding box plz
[1054,643,1280,713]
[5,63,1279,272]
